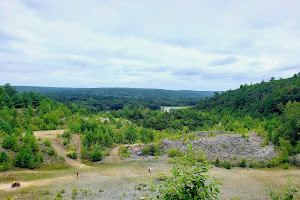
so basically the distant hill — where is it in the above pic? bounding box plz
[15,86,216,98]
[194,73,300,118]
[15,86,218,111]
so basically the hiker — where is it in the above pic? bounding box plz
[81,171,83,178]
[76,172,78,179]
[148,167,151,173]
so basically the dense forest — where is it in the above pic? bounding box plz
[110,74,300,156]
[0,73,299,172]
[15,86,216,111]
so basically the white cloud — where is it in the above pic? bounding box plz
[0,0,299,90]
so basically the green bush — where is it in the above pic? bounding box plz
[267,178,299,199]
[119,145,130,158]
[238,158,247,168]
[62,130,71,138]
[143,143,163,156]
[63,139,69,146]
[168,147,183,158]
[81,146,89,160]
[214,158,220,167]
[223,161,232,169]
[156,144,222,199]
[249,158,255,168]
[57,191,62,197]
[48,148,56,156]
[66,150,77,160]
[90,148,102,162]
[43,138,52,147]
[2,134,19,151]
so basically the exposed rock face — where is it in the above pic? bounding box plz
[162,132,278,162]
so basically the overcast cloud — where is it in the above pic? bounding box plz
[0,0,299,91]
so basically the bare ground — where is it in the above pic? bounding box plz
[1,130,299,200]
[34,130,90,169]
[1,161,299,200]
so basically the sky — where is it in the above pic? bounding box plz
[0,0,299,91]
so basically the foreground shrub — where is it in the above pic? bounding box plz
[267,178,299,200]
[156,144,222,199]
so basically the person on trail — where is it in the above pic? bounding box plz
[76,172,78,179]
[148,167,151,173]
[13,181,16,185]
[81,172,83,178]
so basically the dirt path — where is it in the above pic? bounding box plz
[1,161,299,199]
[0,174,74,191]
[104,146,121,163]
[0,170,40,177]
[71,134,82,163]
[34,130,89,169]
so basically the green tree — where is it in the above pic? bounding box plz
[0,151,8,163]
[156,144,222,199]
[3,83,17,97]
[90,148,102,162]
[29,135,39,153]
[15,143,34,168]
[124,125,137,143]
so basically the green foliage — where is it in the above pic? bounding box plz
[119,145,130,158]
[267,178,299,200]
[281,146,290,163]
[56,191,62,197]
[35,152,44,167]
[2,134,19,151]
[222,160,232,169]
[0,151,8,163]
[214,158,220,167]
[66,148,77,160]
[156,144,222,199]
[140,128,154,144]
[48,148,56,156]
[90,148,102,162]
[124,124,137,143]
[0,151,11,171]
[15,143,35,168]
[142,143,163,156]
[283,163,289,170]
[81,146,89,160]
[168,147,183,158]
[238,158,247,168]
[43,138,52,147]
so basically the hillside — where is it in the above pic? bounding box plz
[15,86,216,111]
[194,73,300,118]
